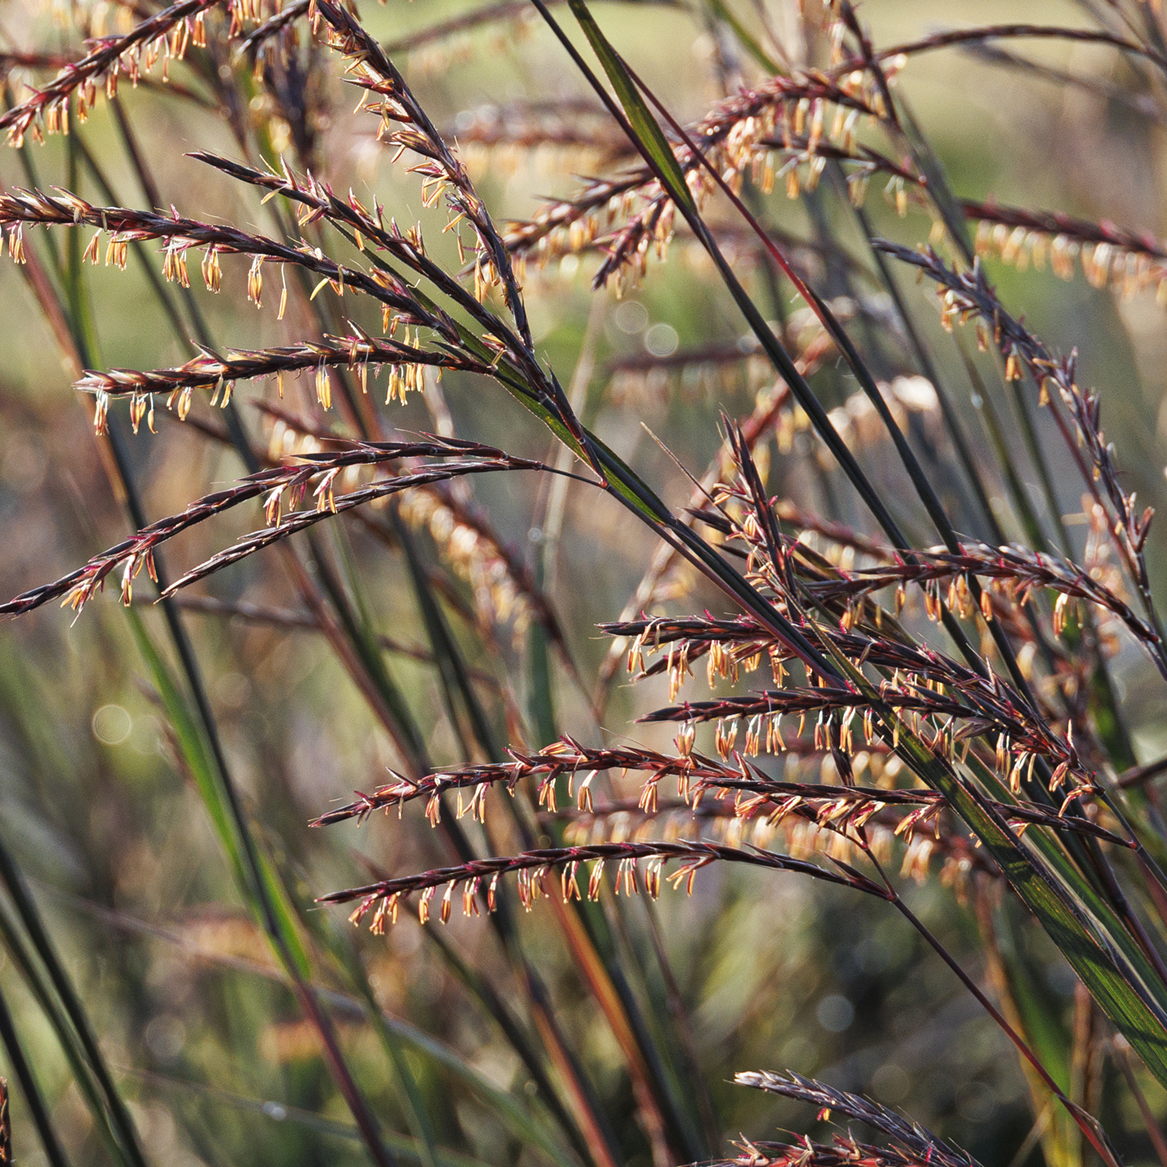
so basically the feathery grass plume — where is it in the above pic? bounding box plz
[877,244,1167,668]
[735,1071,977,1167]
[707,1137,967,1167]
[0,0,264,146]
[75,335,491,429]
[0,439,557,613]
[318,839,886,931]
[503,69,885,289]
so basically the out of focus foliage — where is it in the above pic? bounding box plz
[0,2,1166,1167]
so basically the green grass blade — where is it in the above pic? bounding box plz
[308,529,432,771]
[393,517,502,759]
[0,982,72,1167]
[983,908,1081,1167]
[895,97,974,263]
[422,929,591,1166]
[563,0,695,211]
[139,1068,496,1167]
[126,611,248,885]
[566,896,708,1160]
[0,895,134,1166]
[125,609,312,980]
[372,1009,579,1166]
[526,559,557,749]
[0,718,149,1167]
[293,868,440,1167]
[824,638,1167,1088]
[701,0,781,72]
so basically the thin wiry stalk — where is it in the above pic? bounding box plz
[236,0,310,57]
[447,99,627,159]
[836,23,1167,77]
[963,42,1165,122]
[0,51,79,73]
[869,853,1123,1167]
[163,591,499,680]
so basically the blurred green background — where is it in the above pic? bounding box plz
[1,1,1166,1165]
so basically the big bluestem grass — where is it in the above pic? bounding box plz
[3,2,1167,1167]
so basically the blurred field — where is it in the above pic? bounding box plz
[1,2,1167,1166]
